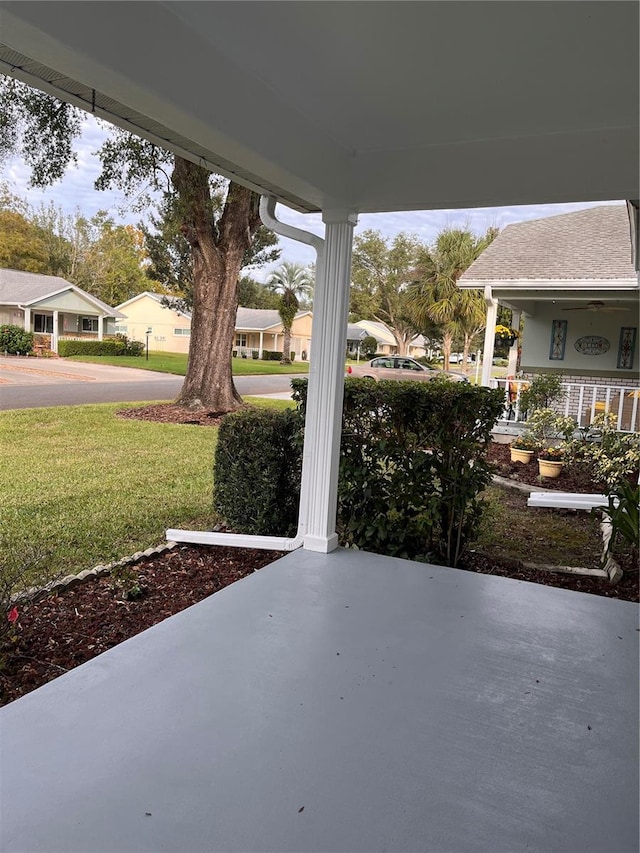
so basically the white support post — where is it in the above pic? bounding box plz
[259,331,264,359]
[481,286,498,387]
[52,310,59,353]
[98,317,104,341]
[23,307,31,334]
[300,210,357,553]
[507,308,521,375]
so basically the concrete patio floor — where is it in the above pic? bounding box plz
[1,548,638,852]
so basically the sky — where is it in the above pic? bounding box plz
[1,116,620,282]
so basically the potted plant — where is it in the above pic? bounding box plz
[494,324,519,348]
[510,434,538,464]
[538,446,564,478]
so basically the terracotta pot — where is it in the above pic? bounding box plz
[510,447,534,464]
[538,459,563,478]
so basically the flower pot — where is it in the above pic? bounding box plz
[510,447,534,464]
[538,459,563,478]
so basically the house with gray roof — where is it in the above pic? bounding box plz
[115,292,313,359]
[459,204,639,430]
[0,268,124,353]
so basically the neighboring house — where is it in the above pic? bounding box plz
[459,204,640,429]
[115,292,313,359]
[351,319,427,359]
[0,268,123,353]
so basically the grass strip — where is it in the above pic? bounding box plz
[68,352,310,375]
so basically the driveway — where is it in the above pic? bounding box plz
[0,357,297,410]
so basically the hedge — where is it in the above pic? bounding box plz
[261,350,295,361]
[214,377,504,567]
[213,408,302,537]
[0,325,34,355]
[57,336,144,357]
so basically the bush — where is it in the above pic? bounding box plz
[252,350,259,359]
[58,340,123,357]
[520,373,564,414]
[361,335,378,358]
[261,350,295,361]
[114,334,144,356]
[0,324,33,355]
[566,412,640,490]
[213,408,303,537]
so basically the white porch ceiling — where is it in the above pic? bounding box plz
[0,1,638,214]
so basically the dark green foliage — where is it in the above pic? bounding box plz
[599,480,639,563]
[292,377,504,566]
[213,408,303,537]
[58,340,121,357]
[361,335,378,357]
[0,324,33,355]
[261,350,295,361]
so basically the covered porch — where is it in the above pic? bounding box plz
[3,547,638,852]
[1,2,638,850]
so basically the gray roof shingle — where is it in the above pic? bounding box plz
[460,205,637,283]
[0,268,123,315]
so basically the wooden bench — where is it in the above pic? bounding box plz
[527,492,610,510]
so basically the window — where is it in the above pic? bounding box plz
[114,325,128,334]
[235,333,247,348]
[81,317,99,332]
[174,328,191,336]
[372,358,393,369]
[33,314,53,334]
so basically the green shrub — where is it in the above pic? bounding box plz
[520,373,564,414]
[0,324,33,355]
[261,350,295,361]
[599,480,639,564]
[295,378,504,566]
[114,334,144,356]
[361,335,378,358]
[213,408,303,537]
[252,350,259,359]
[58,340,123,357]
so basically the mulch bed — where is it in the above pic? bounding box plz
[116,403,228,426]
[2,406,636,708]
[486,441,600,492]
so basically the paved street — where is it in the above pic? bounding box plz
[0,357,298,410]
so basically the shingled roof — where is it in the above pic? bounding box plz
[459,205,637,283]
[0,268,123,315]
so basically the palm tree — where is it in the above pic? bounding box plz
[266,262,314,364]
[408,228,497,371]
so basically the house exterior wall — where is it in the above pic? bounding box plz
[0,306,23,325]
[521,304,639,378]
[32,290,102,313]
[117,296,192,354]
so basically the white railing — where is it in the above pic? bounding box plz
[492,378,640,433]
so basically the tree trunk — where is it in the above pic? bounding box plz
[171,159,261,411]
[442,330,453,371]
[462,334,472,372]
[281,326,292,365]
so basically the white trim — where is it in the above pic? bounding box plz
[22,283,123,316]
[459,278,639,290]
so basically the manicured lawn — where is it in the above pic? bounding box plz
[68,352,310,375]
[0,398,291,586]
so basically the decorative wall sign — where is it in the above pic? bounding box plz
[574,335,610,356]
[549,319,567,360]
[617,327,637,369]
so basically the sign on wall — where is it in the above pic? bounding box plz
[549,319,567,360]
[574,335,610,356]
[617,327,637,369]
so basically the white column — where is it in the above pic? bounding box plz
[274,333,278,353]
[259,331,264,359]
[481,286,498,387]
[52,311,59,353]
[98,317,104,341]
[507,309,521,375]
[23,307,31,334]
[300,209,357,553]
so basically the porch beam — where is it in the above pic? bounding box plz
[258,331,263,359]
[23,307,31,335]
[300,209,357,553]
[98,317,104,341]
[507,308,521,375]
[481,286,498,386]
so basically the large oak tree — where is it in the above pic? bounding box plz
[0,76,278,411]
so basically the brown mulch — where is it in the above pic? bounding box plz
[1,405,636,708]
[486,441,600,492]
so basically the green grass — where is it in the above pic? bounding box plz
[68,352,310,375]
[472,484,603,568]
[0,397,290,586]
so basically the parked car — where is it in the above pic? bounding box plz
[346,356,467,383]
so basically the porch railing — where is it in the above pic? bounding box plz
[491,378,640,433]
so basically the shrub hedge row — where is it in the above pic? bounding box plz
[0,324,34,355]
[57,336,144,357]
[214,377,504,567]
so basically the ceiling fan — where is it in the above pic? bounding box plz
[561,300,629,313]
